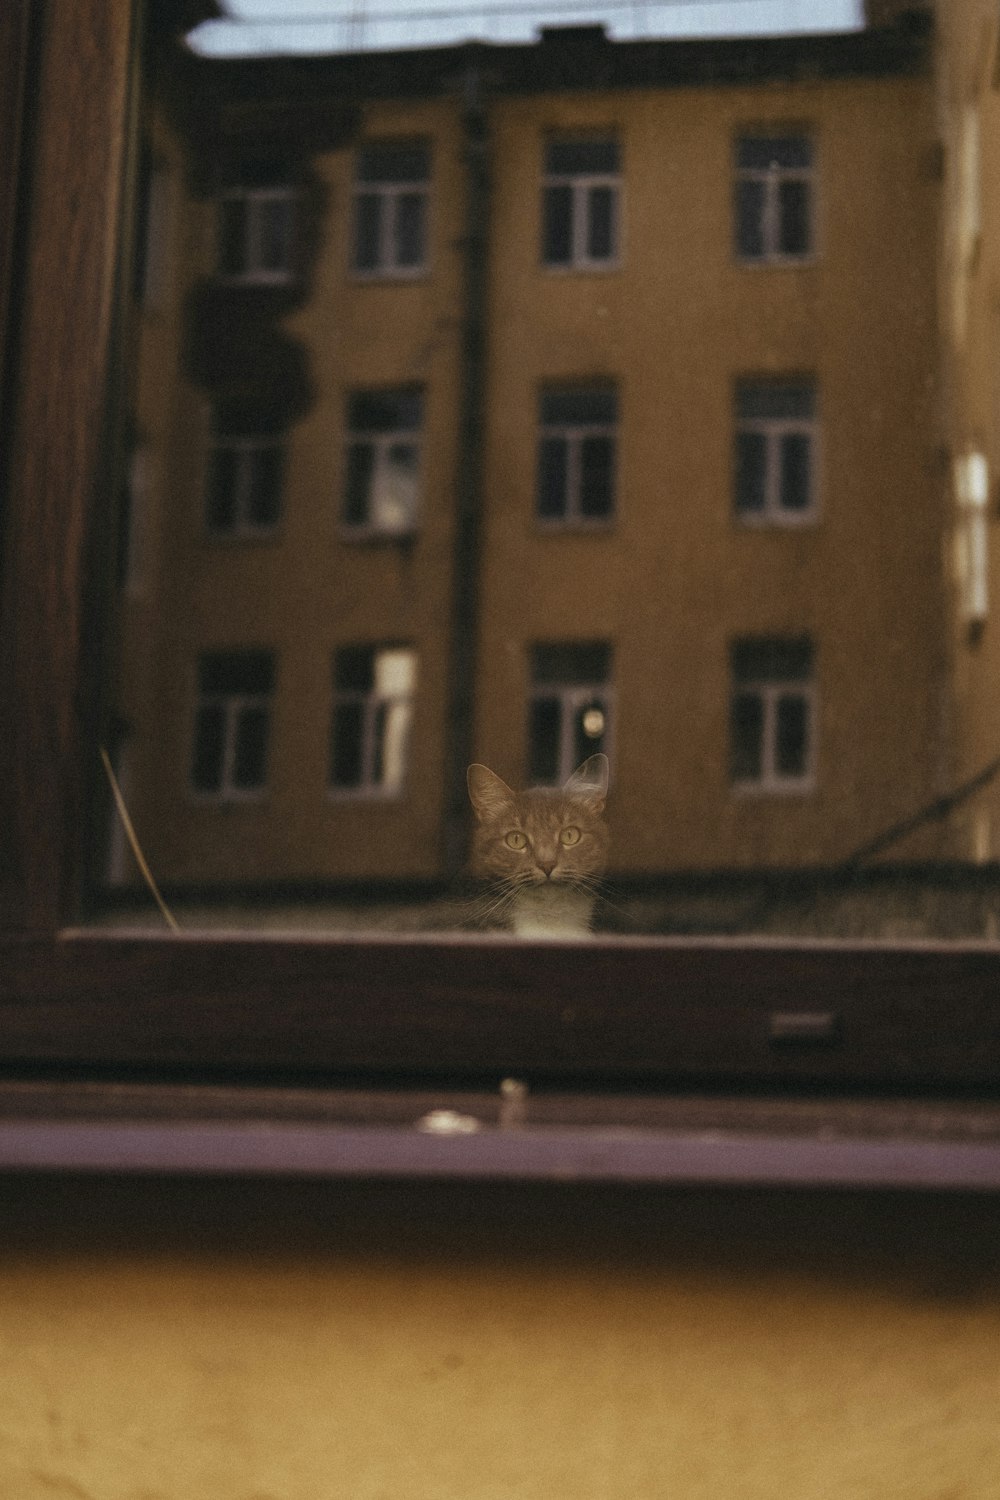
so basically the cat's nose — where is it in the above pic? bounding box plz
[536,858,556,878]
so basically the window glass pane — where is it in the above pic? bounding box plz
[372,442,419,531]
[537,436,568,518]
[735,178,765,259]
[353,192,381,270]
[776,692,809,776]
[730,691,763,781]
[350,389,422,432]
[207,448,238,530]
[344,442,374,525]
[199,651,274,696]
[778,177,811,256]
[542,183,573,264]
[219,197,246,275]
[541,388,617,425]
[579,434,615,517]
[358,140,429,184]
[533,642,611,684]
[331,700,365,786]
[573,696,609,763]
[546,139,619,175]
[191,703,226,792]
[779,431,811,512]
[737,381,814,421]
[735,430,767,514]
[528,695,562,783]
[257,195,293,271]
[233,704,269,789]
[395,191,426,267]
[737,135,812,171]
[587,184,616,260]
[731,638,813,684]
[248,447,283,528]
[334,646,375,693]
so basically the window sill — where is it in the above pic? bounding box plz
[2,1079,1000,1190]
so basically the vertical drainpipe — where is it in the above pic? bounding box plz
[442,62,490,878]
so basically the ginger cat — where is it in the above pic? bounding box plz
[466,754,610,937]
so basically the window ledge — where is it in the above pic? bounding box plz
[3,1081,1000,1190]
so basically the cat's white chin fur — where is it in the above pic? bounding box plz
[510,883,595,938]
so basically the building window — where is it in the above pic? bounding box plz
[537,385,617,524]
[206,417,284,538]
[954,450,989,627]
[342,388,422,536]
[542,137,620,270]
[191,650,274,799]
[730,637,815,792]
[352,140,430,276]
[528,642,612,785]
[218,186,297,284]
[734,379,817,523]
[330,645,417,795]
[734,134,813,264]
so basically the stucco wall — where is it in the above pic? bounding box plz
[2,1175,999,1498]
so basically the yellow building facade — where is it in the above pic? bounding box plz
[114,15,946,892]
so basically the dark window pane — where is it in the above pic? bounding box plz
[395,191,425,267]
[573,696,608,764]
[778,177,811,256]
[735,178,765,259]
[587,184,616,260]
[353,192,382,270]
[233,704,269,789]
[207,448,238,531]
[248,447,283,528]
[219,197,246,276]
[546,139,619,175]
[731,638,813,685]
[737,381,815,421]
[349,389,423,433]
[199,651,274,696]
[358,140,429,184]
[579,434,615,518]
[331,700,365,786]
[542,183,573,265]
[334,645,375,693]
[537,436,568,519]
[191,703,225,792]
[344,442,374,526]
[736,135,812,171]
[371,700,388,785]
[529,696,562,784]
[779,432,811,512]
[533,642,612,685]
[258,196,293,272]
[541,387,617,426]
[776,692,809,777]
[735,431,767,514]
[730,691,763,781]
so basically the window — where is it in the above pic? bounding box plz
[330,645,417,795]
[191,650,274,799]
[537,385,617,524]
[734,379,817,523]
[528,642,613,784]
[542,137,620,269]
[218,186,297,284]
[352,140,429,276]
[206,417,285,537]
[730,637,815,792]
[342,389,422,536]
[954,450,989,626]
[734,133,814,264]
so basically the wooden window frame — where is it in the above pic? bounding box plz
[5,1,1000,1189]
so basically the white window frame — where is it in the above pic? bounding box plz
[329,647,417,799]
[542,149,621,272]
[731,676,816,795]
[217,186,297,286]
[206,433,284,540]
[734,402,819,526]
[351,175,429,280]
[735,137,814,267]
[528,681,615,787]
[342,418,422,539]
[191,675,273,804]
[537,407,617,527]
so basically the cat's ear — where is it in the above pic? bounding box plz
[467,764,516,821]
[564,753,609,809]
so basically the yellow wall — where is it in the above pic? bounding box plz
[2,1175,1000,1498]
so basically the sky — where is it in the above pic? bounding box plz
[189,0,864,56]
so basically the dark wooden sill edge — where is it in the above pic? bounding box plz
[2,1080,1000,1190]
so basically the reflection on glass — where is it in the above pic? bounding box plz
[96,0,1000,940]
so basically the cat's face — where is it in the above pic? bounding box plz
[467,755,610,887]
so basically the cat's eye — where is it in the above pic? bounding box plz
[560,826,582,846]
[505,830,528,850]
